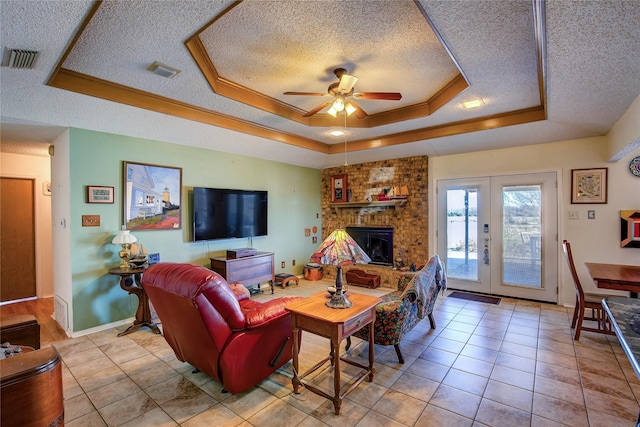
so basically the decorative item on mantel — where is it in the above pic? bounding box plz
[377,186,409,201]
[310,228,371,309]
[388,186,410,199]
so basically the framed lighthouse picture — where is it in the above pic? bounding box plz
[123,161,182,231]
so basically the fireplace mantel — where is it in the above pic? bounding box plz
[329,199,407,215]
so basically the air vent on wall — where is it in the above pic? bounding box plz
[147,61,180,79]
[54,295,69,331]
[2,48,39,69]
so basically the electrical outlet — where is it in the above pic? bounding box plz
[82,215,100,226]
[281,261,285,268]
[588,210,595,219]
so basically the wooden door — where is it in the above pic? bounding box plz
[1,177,36,302]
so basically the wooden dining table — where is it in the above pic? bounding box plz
[585,262,640,297]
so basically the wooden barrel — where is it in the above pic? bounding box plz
[1,346,64,427]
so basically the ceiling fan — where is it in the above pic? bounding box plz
[284,68,402,118]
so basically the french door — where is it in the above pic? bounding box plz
[436,173,558,302]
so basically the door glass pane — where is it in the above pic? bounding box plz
[502,185,541,287]
[446,188,478,281]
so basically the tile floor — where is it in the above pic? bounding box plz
[52,280,640,426]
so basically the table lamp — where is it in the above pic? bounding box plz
[112,229,137,269]
[311,228,371,309]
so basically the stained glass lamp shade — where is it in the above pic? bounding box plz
[311,229,371,308]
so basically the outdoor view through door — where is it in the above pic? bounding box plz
[437,173,558,302]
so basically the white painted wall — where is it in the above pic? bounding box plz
[50,130,72,334]
[0,151,54,298]
[429,136,640,307]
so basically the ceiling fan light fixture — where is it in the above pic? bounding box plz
[327,107,338,117]
[462,98,484,109]
[338,73,358,93]
[345,102,356,116]
[332,98,345,112]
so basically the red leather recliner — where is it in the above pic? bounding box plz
[142,263,302,394]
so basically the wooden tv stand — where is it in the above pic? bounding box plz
[210,251,275,294]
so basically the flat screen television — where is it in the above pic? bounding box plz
[193,187,268,241]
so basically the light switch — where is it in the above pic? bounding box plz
[588,210,595,219]
[569,211,579,220]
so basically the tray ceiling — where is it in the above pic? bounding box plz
[2,0,639,167]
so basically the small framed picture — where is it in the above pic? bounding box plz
[571,168,608,204]
[331,174,348,203]
[87,186,114,204]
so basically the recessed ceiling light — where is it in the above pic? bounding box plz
[147,61,180,79]
[461,98,484,109]
[330,130,345,137]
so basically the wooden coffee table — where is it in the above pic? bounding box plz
[285,291,381,415]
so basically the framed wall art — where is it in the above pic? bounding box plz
[87,185,114,204]
[620,210,640,248]
[331,174,348,203]
[124,161,182,231]
[571,168,608,204]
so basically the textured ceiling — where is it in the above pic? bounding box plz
[198,0,459,113]
[1,0,639,169]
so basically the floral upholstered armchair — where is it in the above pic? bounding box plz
[346,255,446,363]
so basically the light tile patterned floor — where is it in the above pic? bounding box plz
[53,280,640,426]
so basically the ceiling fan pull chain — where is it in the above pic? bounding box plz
[344,112,348,166]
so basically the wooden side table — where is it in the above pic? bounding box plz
[210,252,275,294]
[109,267,161,336]
[285,291,381,415]
[0,314,40,349]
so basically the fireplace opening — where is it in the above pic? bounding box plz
[346,226,394,266]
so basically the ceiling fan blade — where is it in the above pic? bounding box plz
[302,100,333,117]
[349,101,368,119]
[352,92,402,100]
[284,91,327,97]
[338,74,358,93]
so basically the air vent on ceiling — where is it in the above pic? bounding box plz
[2,48,39,69]
[147,61,180,79]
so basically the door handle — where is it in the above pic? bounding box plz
[483,238,490,265]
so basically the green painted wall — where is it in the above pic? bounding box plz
[68,128,321,332]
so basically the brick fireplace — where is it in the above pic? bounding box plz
[320,156,428,286]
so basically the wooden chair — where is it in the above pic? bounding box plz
[562,240,615,340]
